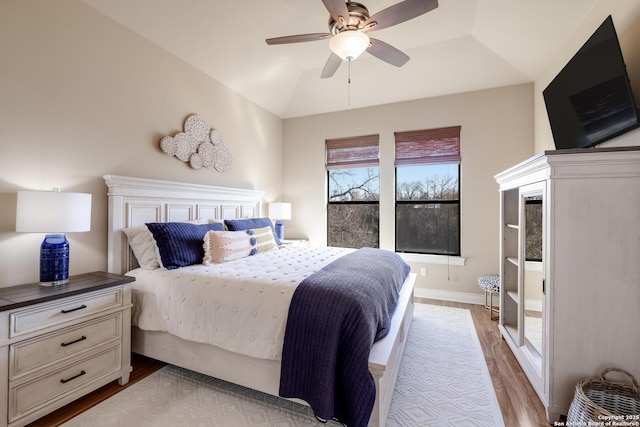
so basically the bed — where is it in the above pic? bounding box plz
[104,174,416,427]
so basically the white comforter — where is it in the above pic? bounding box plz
[126,246,351,361]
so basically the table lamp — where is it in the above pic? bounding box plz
[16,189,92,286]
[268,202,291,241]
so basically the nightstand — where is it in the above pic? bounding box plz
[0,272,134,427]
[280,239,309,247]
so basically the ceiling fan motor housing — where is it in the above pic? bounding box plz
[329,2,370,34]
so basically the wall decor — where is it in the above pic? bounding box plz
[160,114,233,171]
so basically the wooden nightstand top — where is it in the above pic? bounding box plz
[0,272,135,312]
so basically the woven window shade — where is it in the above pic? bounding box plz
[394,126,461,166]
[326,134,380,170]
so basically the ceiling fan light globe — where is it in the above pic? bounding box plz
[329,30,370,61]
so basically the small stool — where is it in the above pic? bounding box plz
[478,274,500,320]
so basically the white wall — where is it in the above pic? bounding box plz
[534,0,640,152]
[282,84,534,298]
[0,1,283,287]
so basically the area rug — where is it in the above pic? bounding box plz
[62,304,504,426]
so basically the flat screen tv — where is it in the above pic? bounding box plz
[543,15,640,150]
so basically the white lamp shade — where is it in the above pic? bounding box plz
[329,30,370,60]
[16,191,92,233]
[268,202,291,220]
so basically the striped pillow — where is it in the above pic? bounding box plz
[224,217,282,245]
[251,226,278,253]
[203,226,278,264]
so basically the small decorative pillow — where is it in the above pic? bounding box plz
[146,222,224,269]
[203,229,258,264]
[203,226,278,264]
[251,226,278,253]
[224,217,281,245]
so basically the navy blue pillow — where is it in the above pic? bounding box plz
[146,222,224,269]
[224,217,281,245]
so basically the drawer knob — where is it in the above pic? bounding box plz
[61,335,87,347]
[61,304,87,314]
[60,370,86,384]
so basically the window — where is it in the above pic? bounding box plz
[394,126,461,255]
[326,134,380,248]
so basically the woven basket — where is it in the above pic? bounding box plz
[567,367,640,422]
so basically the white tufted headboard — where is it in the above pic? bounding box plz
[104,175,264,274]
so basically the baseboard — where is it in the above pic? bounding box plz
[414,288,485,305]
[415,288,543,313]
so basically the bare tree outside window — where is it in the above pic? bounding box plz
[395,164,460,255]
[328,167,380,248]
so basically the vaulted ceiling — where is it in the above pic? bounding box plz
[83,0,598,118]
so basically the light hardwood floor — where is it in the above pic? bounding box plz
[28,299,551,427]
[417,298,550,427]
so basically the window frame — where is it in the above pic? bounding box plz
[326,135,380,249]
[394,164,461,256]
[393,126,461,256]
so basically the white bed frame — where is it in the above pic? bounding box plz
[104,174,415,427]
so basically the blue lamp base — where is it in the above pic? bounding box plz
[274,220,284,241]
[40,234,69,286]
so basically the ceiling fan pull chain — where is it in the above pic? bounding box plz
[348,58,351,106]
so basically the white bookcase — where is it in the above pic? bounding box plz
[495,147,640,422]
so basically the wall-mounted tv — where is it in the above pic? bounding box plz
[543,15,640,150]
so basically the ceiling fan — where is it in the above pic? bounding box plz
[265,0,439,78]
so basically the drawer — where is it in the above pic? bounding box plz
[9,312,122,380]
[9,344,121,423]
[10,287,123,338]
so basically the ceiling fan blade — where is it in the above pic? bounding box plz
[365,0,438,32]
[367,38,410,67]
[322,0,350,24]
[266,33,332,45]
[321,53,342,78]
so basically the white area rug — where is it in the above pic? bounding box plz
[63,304,504,427]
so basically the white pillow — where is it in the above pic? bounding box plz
[122,226,161,270]
[186,218,211,225]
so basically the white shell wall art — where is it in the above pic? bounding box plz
[210,129,222,145]
[160,114,233,172]
[198,142,216,168]
[213,143,233,172]
[184,115,209,143]
[174,132,195,162]
[190,152,204,170]
[160,136,176,155]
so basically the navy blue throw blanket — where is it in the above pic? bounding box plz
[279,248,410,427]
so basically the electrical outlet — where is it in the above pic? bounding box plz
[420,267,427,276]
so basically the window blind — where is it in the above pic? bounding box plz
[394,126,461,166]
[326,134,380,170]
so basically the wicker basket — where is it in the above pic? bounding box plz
[567,367,640,422]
